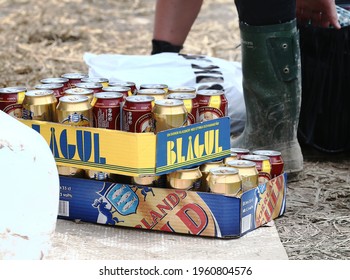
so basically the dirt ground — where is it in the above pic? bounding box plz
[1,0,349,260]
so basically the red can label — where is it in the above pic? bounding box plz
[253,150,284,178]
[92,92,123,130]
[0,87,26,118]
[196,89,228,121]
[121,96,154,133]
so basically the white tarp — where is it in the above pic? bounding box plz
[84,52,245,135]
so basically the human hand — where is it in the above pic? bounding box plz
[296,0,341,29]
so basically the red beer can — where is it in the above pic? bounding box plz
[0,86,26,118]
[252,150,284,178]
[35,83,64,99]
[196,89,228,121]
[230,148,250,159]
[81,77,109,88]
[121,95,154,133]
[103,86,131,100]
[61,72,88,88]
[108,81,137,95]
[92,92,124,130]
[76,82,103,94]
[40,77,70,91]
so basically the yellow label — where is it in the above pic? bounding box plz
[208,96,221,109]
[90,96,97,107]
[262,160,272,173]
[17,91,25,104]
[183,99,193,113]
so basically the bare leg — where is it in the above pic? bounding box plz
[152,0,203,54]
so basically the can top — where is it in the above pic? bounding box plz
[196,89,225,96]
[103,86,131,92]
[0,86,27,94]
[230,147,250,154]
[81,77,109,84]
[25,89,55,97]
[94,92,124,99]
[125,95,155,103]
[167,93,197,100]
[137,88,166,95]
[154,99,184,107]
[226,160,256,168]
[61,72,88,80]
[140,83,168,89]
[168,86,196,93]
[209,167,239,175]
[35,83,64,90]
[241,154,270,162]
[252,150,281,157]
[65,88,94,95]
[76,82,103,89]
[108,81,135,87]
[41,77,69,84]
[58,95,89,103]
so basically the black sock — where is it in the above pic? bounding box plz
[234,0,296,25]
[151,39,183,55]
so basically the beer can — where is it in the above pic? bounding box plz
[81,77,109,88]
[241,154,271,185]
[139,83,168,94]
[0,86,26,118]
[131,174,165,188]
[22,89,57,121]
[167,93,199,125]
[223,152,238,165]
[40,77,70,91]
[75,82,103,94]
[56,95,93,127]
[167,166,202,191]
[168,86,196,95]
[121,95,154,133]
[196,89,228,121]
[64,87,94,102]
[103,86,131,100]
[252,150,284,178]
[85,169,111,181]
[61,72,88,88]
[230,148,250,159]
[207,167,242,196]
[57,166,85,178]
[92,92,123,130]
[152,99,188,133]
[226,160,259,192]
[199,159,224,192]
[108,81,137,95]
[137,88,166,101]
[35,83,64,99]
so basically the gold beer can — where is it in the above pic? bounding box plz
[199,159,224,192]
[131,174,165,188]
[64,87,94,103]
[207,167,242,196]
[223,151,238,165]
[56,95,93,127]
[22,89,57,121]
[167,166,202,191]
[226,159,259,192]
[152,99,188,133]
[167,93,200,125]
[137,88,166,101]
[241,154,272,185]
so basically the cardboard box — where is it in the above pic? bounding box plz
[20,117,231,176]
[58,173,287,238]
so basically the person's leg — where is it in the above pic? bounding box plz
[231,0,303,174]
[152,0,203,54]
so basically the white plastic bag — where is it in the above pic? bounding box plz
[84,52,245,135]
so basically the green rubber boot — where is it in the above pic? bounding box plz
[231,19,303,174]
